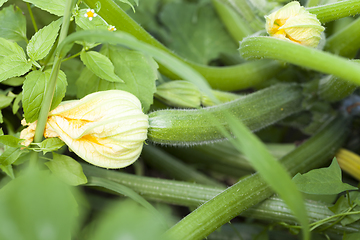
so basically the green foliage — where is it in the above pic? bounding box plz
[0,169,81,239]
[22,0,66,16]
[0,38,31,82]
[329,191,360,226]
[77,45,158,112]
[31,138,65,153]
[22,70,67,123]
[0,5,27,41]
[80,50,124,83]
[293,158,358,195]
[0,135,23,148]
[88,200,168,240]
[45,153,87,186]
[0,147,22,166]
[27,18,62,61]
[114,0,138,12]
[159,2,238,64]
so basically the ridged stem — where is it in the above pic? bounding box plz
[148,84,303,145]
[165,116,349,240]
[240,37,360,86]
[307,0,360,23]
[318,75,357,102]
[141,145,224,187]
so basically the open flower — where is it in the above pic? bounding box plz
[107,25,117,31]
[265,1,324,48]
[84,9,97,21]
[21,90,149,169]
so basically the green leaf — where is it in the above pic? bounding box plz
[0,169,81,240]
[22,0,66,16]
[33,138,65,154]
[22,70,67,123]
[0,94,14,109]
[61,58,83,97]
[27,18,62,61]
[0,135,23,148]
[80,50,124,83]
[0,164,14,179]
[45,153,87,186]
[329,191,360,226]
[0,5,27,41]
[12,92,22,114]
[0,0,9,8]
[159,2,237,64]
[344,233,360,240]
[0,147,22,166]
[22,70,46,123]
[76,45,158,112]
[88,199,167,240]
[293,158,358,195]
[0,54,32,82]
[45,69,67,110]
[1,77,25,86]
[75,9,108,30]
[0,37,25,58]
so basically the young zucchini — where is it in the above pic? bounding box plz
[148,84,303,145]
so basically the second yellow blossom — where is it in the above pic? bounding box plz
[265,1,324,48]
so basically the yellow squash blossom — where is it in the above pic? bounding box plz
[21,90,149,169]
[265,1,324,48]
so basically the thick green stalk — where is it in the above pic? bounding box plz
[240,37,360,86]
[318,75,357,102]
[148,84,303,145]
[165,116,349,240]
[141,145,224,187]
[83,0,281,91]
[325,17,360,58]
[242,196,360,234]
[216,0,264,31]
[33,0,75,143]
[307,0,360,23]
[81,163,223,207]
[212,0,254,42]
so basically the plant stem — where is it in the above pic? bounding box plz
[26,3,38,32]
[148,84,303,145]
[141,145,224,188]
[307,0,360,23]
[212,0,254,42]
[33,0,75,144]
[164,116,348,240]
[239,36,360,86]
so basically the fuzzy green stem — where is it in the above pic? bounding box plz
[26,3,38,32]
[325,17,360,58]
[318,75,357,102]
[148,84,303,145]
[240,36,360,86]
[142,145,224,187]
[307,0,360,23]
[82,0,281,91]
[212,0,254,42]
[165,116,348,240]
[33,0,75,144]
